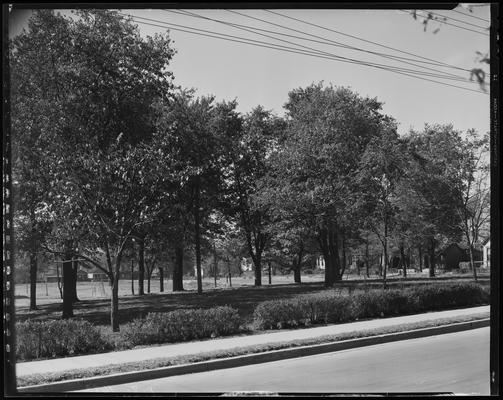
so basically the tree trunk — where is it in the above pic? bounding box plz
[293,250,302,284]
[365,237,370,278]
[468,244,478,282]
[293,264,301,283]
[159,267,164,292]
[138,237,145,296]
[418,244,423,272]
[254,253,262,287]
[321,223,340,285]
[213,243,218,288]
[147,272,151,293]
[131,259,135,295]
[56,262,63,299]
[227,259,232,287]
[62,247,74,319]
[71,256,79,302]
[400,242,407,278]
[268,261,272,284]
[194,177,203,295]
[330,227,341,282]
[111,273,120,332]
[29,250,37,310]
[429,237,436,278]
[382,220,388,289]
[340,232,347,279]
[319,227,332,287]
[173,245,184,291]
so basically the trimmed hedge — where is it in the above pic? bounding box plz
[253,282,489,330]
[16,319,112,361]
[120,306,242,348]
[253,293,354,330]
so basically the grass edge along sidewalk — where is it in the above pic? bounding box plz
[17,312,489,391]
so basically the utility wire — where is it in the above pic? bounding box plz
[401,10,490,36]
[167,8,469,81]
[173,9,466,81]
[263,9,476,73]
[121,13,487,95]
[171,8,457,70]
[452,8,490,23]
[129,13,473,83]
[423,10,489,30]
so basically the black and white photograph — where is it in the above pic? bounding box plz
[3,2,499,396]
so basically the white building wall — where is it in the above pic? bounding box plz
[316,256,325,270]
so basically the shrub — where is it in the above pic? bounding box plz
[299,293,354,324]
[252,299,306,330]
[253,292,355,330]
[413,283,489,311]
[16,319,111,361]
[120,306,242,347]
[253,282,489,331]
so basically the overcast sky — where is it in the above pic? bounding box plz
[9,4,491,137]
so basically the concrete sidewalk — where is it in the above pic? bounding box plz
[17,305,489,378]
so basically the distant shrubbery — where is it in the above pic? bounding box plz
[120,306,242,348]
[16,283,488,360]
[16,319,112,361]
[253,282,489,330]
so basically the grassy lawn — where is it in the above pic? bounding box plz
[15,272,490,330]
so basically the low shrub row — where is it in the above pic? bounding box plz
[16,306,243,361]
[120,306,242,347]
[16,319,112,361]
[253,282,489,330]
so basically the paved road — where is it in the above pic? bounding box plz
[78,327,489,395]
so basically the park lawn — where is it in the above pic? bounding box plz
[15,272,490,332]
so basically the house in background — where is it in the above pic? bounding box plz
[438,243,483,270]
[76,269,90,281]
[240,257,253,272]
[315,255,325,270]
[482,237,491,269]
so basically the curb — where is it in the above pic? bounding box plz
[17,318,490,393]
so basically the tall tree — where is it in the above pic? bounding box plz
[356,124,406,287]
[276,83,389,286]
[403,124,465,277]
[10,9,176,330]
[225,106,282,287]
[454,131,490,281]
[154,91,234,294]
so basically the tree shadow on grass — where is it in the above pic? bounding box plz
[16,282,329,326]
[15,276,488,327]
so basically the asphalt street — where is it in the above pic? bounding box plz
[77,327,490,395]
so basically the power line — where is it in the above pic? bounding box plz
[125,13,486,94]
[424,10,489,30]
[167,8,469,81]
[263,9,473,73]
[452,8,490,23]
[128,13,474,84]
[121,13,487,95]
[402,10,490,36]
[171,9,468,82]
